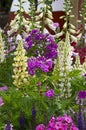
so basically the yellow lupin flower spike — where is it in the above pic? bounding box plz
[12,35,29,88]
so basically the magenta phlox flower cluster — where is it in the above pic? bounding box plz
[45,89,54,98]
[78,91,86,99]
[36,115,79,130]
[28,56,53,75]
[36,124,46,130]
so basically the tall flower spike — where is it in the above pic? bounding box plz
[32,0,54,33]
[19,112,25,129]
[12,35,29,88]
[0,29,5,63]
[77,100,85,130]
[56,31,74,98]
[82,58,86,74]
[73,54,83,73]
[55,0,79,42]
[7,0,29,36]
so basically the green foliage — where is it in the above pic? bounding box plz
[0,54,14,87]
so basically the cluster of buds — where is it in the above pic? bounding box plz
[74,55,86,75]
[12,35,29,88]
[73,54,83,72]
[0,29,6,63]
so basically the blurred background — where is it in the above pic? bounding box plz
[0,0,13,29]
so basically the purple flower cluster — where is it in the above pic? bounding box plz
[45,89,54,98]
[0,86,8,91]
[28,56,53,75]
[4,121,13,130]
[25,29,58,75]
[36,115,78,130]
[46,36,58,59]
[78,91,86,99]
[25,29,58,58]
[25,30,45,49]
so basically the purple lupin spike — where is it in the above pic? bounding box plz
[19,112,25,129]
[77,100,85,130]
[4,121,13,130]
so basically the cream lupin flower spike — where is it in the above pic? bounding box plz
[0,29,5,63]
[12,35,29,88]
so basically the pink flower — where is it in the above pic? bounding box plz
[70,124,79,130]
[56,116,64,122]
[0,97,4,106]
[47,128,55,130]
[57,115,73,124]
[55,122,67,130]
[48,116,55,128]
[64,115,73,123]
[36,124,45,130]
[36,115,78,130]
[0,86,8,91]
[45,89,54,98]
